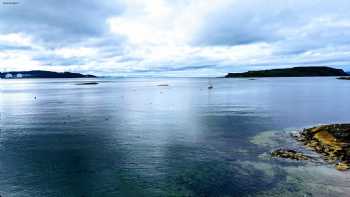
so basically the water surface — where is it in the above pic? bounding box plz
[1,77,350,196]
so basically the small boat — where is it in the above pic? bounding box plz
[208,80,213,89]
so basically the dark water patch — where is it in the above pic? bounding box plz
[166,161,287,197]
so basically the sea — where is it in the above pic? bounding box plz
[0,77,350,196]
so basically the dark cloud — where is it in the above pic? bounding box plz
[0,0,124,44]
[193,1,350,47]
[192,1,295,46]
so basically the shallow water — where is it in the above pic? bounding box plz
[0,77,350,196]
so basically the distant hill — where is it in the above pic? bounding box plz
[0,70,96,79]
[225,67,349,78]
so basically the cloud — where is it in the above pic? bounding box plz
[1,0,350,75]
[0,0,124,44]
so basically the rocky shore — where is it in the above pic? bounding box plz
[272,124,350,171]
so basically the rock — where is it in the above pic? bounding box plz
[76,82,99,85]
[336,162,350,171]
[337,77,350,80]
[271,149,309,160]
[294,124,350,171]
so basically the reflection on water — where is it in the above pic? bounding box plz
[0,77,350,196]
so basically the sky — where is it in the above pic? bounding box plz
[0,0,350,76]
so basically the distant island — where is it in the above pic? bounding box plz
[0,70,96,79]
[225,66,349,78]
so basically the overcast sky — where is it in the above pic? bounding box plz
[1,0,350,76]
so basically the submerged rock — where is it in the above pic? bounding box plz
[295,124,350,170]
[271,149,309,160]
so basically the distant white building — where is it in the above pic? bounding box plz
[5,73,13,78]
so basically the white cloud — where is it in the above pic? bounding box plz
[0,51,41,72]
[0,33,33,46]
[108,1,194,46]
[54,47,98,58]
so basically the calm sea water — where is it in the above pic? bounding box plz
[0,77,350,196]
